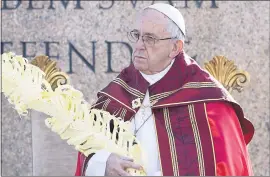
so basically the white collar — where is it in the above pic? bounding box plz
[140,59,175,85]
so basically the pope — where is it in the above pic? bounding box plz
[75,3,254,176]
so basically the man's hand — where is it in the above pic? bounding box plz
[105,153,142,176]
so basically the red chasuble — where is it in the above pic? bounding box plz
[75,52,254,176]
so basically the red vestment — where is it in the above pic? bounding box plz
[75,53,254,176]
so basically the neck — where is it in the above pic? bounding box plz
[140,59,175,85]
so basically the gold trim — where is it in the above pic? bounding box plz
[120,108,127,119]
[188,104,205,176]
[113,108,122,117]
[150,82,217,102]
[102,98,111,110]
[113,80,141,98]
[152,98,224,108]
[163,108,180,176]
[96,95,105,102]
[182,82,217,88]
[99,91,136,113]
[90,98,107,109]
[113,78,145,99]
[124,109,127,118]
[115,78,145,96]
[203,103,217,175]
[95,95,105,104]
[152,114,164,176]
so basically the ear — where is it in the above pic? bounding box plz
[169,40,183,58]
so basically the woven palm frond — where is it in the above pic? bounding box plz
[1,52,146,176]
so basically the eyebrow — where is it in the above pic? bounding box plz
[144,32,158,37]
[132,29,158,37]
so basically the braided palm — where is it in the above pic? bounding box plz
[1,52,147,176]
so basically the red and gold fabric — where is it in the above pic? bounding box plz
[75,52,254,176]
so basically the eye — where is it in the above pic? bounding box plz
[144,35,155,42]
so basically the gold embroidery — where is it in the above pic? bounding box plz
[123,109,127,118]
[152,114,164,176]
[150,82,217,103]
[102,98,111,110]
[152,98,224,108]
[95,95,105,103]
[99,91,136,113]
[188,104,205,176]
[203,103,217,175]
[113,107,122,117]
[113,78,145,99]
[120,108,127,119]
[163,108,180,176]
[90,97,107,109]
[182,82,217,88]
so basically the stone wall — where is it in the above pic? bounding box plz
[1,1,269,176]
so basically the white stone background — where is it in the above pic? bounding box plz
[1,1,269,176]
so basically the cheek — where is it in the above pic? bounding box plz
[133,57,149,69]
[147,47,166,63]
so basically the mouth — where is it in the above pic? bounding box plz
[134,56,146,60]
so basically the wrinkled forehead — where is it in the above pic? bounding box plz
[132,9,170,36]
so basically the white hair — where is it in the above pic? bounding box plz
[166,17,185,43]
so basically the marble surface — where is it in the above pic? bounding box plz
[1,96,33,176]
[1,1,269,176]
[31,111,77,176]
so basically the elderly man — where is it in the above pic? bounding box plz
[75,3,254,176]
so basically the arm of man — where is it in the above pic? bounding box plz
[74,92,142,176]
[84,150,112,176]
[205,101,253,176]
[75,150,142,176]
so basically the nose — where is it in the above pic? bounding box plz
[134,36,146,50]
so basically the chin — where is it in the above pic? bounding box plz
[134,63,147,71]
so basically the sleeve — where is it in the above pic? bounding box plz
[75,150,111,176]
[205,102,253,176]
[74,92,133,176]
[75,152,83,176]
[153,171,162,176]
[84,150,112,176]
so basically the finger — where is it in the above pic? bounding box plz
[118,169,131,176]
[121,161,142,170]
[119,155,134,162]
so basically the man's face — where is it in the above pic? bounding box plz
[131,9,175,74]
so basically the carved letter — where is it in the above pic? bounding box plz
[1,41,13,54]
[68,41,96,74]
[195,0,218,8]
[1,0,21,10]
[27,0,44,10]
[49,0,83,9]
[151,0,174,6]
[21,41,37,59]
[105,41,133,73]
[99,0,114,10]
[130,0,138,8]
[44,41,60,60]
